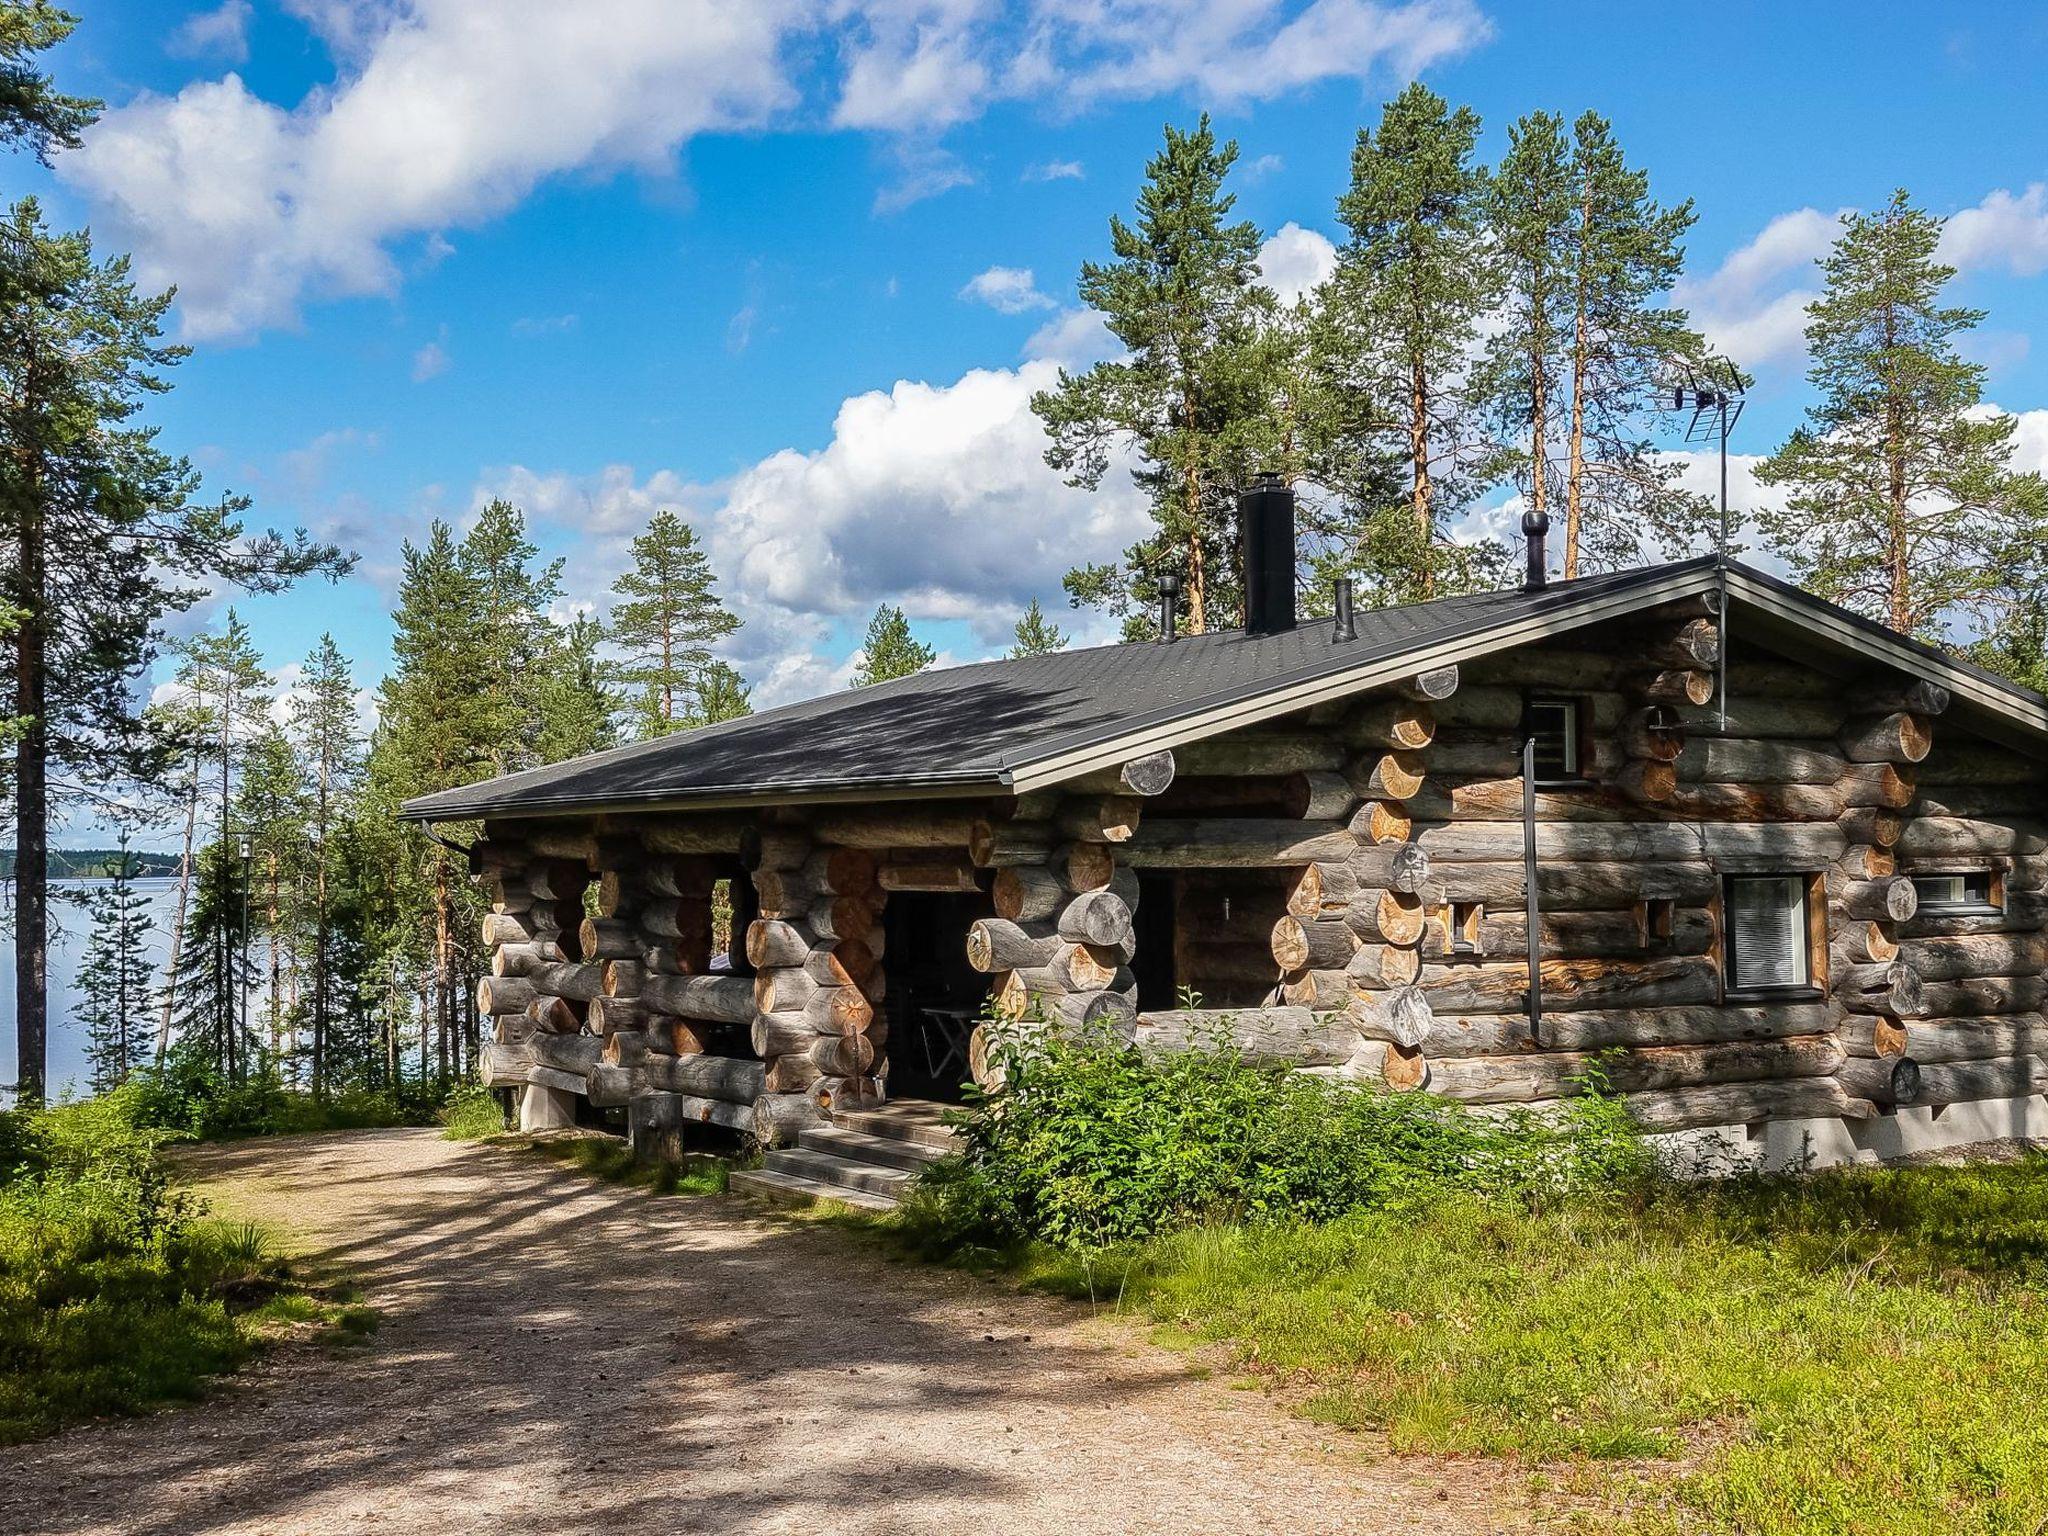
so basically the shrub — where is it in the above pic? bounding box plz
[438,1083,508,1141]
[915,1019,1651,1250]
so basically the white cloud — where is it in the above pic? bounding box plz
[1023,158,1084,182]
[1023,306,1118,370]
[65,2,804,338]
[479,357,1147,707]
[170,0,254,62]
[411,337,449,381]
[1940,184,2048,277]
[1258,221,1337,306]
[961,264,1055,313]
[67,1,1488,337]
[1240,152,1284,182]
[1674,207,1841,369]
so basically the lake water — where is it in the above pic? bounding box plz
[0,877,183,1099]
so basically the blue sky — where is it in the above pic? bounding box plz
[18,0,2048,849]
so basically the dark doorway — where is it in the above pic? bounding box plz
[1134,872,1179,1010]
[882,890,989,1102]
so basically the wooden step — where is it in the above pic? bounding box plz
[727,1168,898,1213]
[832,1100,962,1153]
[799,1125,950,1173]
[762,1147,917,1198]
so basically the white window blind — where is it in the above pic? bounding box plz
[1912,872,1993,912]
[1528,698,1578,780]
[1727,876,1810,991]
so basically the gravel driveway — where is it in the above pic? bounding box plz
[0,1129,1529,1535]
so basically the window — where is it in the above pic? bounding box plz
[1526,696,1581,782]
[1912,870,2000,916]
[1724,875,1817,995]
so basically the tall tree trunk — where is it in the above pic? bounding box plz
[1565,226,1590,581]
[157,765,199,1063]
[1883,302,1910,631]
[310,759,329,1097]
[1180,386,1207,634]
[13,513,47,1105]
[1410,348,1434,597]
[433,852,450,1082]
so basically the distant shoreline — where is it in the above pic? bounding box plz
[1,850,184,879]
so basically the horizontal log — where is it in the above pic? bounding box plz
[529,1033,603,1072]
[1832,959,1925,1018]
[1048,989,1140,1033]
[1343,888,1426,946]
[1056,797,1142,844]
[1844,1015,2048,1063]
[1346,942,1423,988]
[1278,968,1353,1008]
[1916,746,2046,787]
[1644,617,1719,668]
[1347,750,1428,801]
[479,1041,527,1087]
[1634,667,1716,706]
[529,962,606,1003]
[806,809,977,849]
[1616,760,1680,804]
[1420,1003,1829,1056]
[1122,818,1355,869]
[966,917,1060,973]
[1414,820,1845,865]
[637,972,756,1025]
[1897,816,2047,859]
[801,846,881,895]
[745,918,812,970]
[1427,1035,1842,1105]
[991,865,1063,922]
[1132,1007,1360,1067]
[1911,785,2047,820]
[1836,1056,1921,1107]
[1832,920,1900,966]
[1271,916,1359,972]
[1912,974,2048,1018]
[1840,712,1933,764]
[1349,798,1413,846]
[1389,665,1460,702]
[476,974,536,1017]
[588,996,644,1036]
[1850,678,1950,716]
[1345,986,1434,1050]
[1838,807,1906,848]
[1175,733,1343,776]
[1841,761,1916,809]
[1833,845,1896,882]
[1061,749,1177,798]
[1054,941,1128,993]
[1347,700,1436,751]
[1838,876,1918,923]
[577,917,644,962]
[628,816,749,856]
[1900,931,2048,982]
[1419,955,1721,1014]
[526,1063,586,1095]
[1622,1077,1873,1132]
[752,1092,825,1147]
[1679,737,1843,785]
[481,911,540,947]
[1417,906,1715,963]
[1057,889,1135,947]
[1911,1053,2048,1105]
[1427,860,1717,910]
[586,1062,637,1109]
[878,858,981,893]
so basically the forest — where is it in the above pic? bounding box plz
[8,19,2048,1114]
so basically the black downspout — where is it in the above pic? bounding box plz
[1521,734,1544,1047]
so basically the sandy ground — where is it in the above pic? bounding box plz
[0,1129,1535,1536]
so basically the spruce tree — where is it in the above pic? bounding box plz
[851,605,936,687]
[608,509,741,739]
[235,724,311,1073]
[534,613,618,761]
[1321,83,1501,599]
[1034,116,1280,635]
[692,659,753,724]
[0,197,346,1103]
[1475,112,1573,573]
[463,499,561,773]
[1558,112,1710,575]
[1756,191,2048,636]
[1008,599,1069,657]
[74,835,153,1092]
[290,635,359,1096]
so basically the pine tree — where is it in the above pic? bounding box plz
[73,835,153,1092]
[1008,600,1069,657]
[165,614,273,1079]
[534,613,618,762]
[609,509,741,739]
[851,605,936,687]
[235,724,311,1074]
[1557,112,1710,575]
[372,522,499,1082]
[289,635,360,1097]
[692,659,753,724]
[0,196,346,1104]
[1321,83,1501,599]
[1756,191,2048,636]
[463,499,561,773]
[1034,116,1280,636]
[1475,112,1573,575]
[0,2,98,162]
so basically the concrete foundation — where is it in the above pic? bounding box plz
[1652,1093,2048,1175]
[517,1082,578,1133]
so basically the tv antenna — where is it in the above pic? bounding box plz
[1662,356,1748,556]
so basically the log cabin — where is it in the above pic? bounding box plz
[401,483,2048,1205]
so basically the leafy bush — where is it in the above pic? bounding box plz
[124,1042,441,1140]
[909,1019,1650,1251]
[0,1088,302,1442]
[438,1082,508,1141]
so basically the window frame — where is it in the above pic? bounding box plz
[1524,694,1590,787]
[1721,871,1827,1002]
[1909,868,2003,918]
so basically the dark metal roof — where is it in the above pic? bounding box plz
[399,555,2048,822]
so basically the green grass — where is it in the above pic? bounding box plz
[437,1082,510,1141]
[893,1157,2048,1536]
[521,1133,736,1196]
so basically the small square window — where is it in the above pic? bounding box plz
[1527,697,1580,782]
[1912,871,1999,915]
[1724,875,1816,994]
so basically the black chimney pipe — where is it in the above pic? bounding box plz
[1331,576,1356,642]
[1156,571,1181,643]
[1522,507,1550,591]
[1241,473,1296,634]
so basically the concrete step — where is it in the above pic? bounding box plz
[727,1168,899,1213]
[762,1147,918,1198]
[832,1100,962,1153]
[799,1124,951,1173]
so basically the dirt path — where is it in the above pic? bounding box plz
[0,1129,1532,1536]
